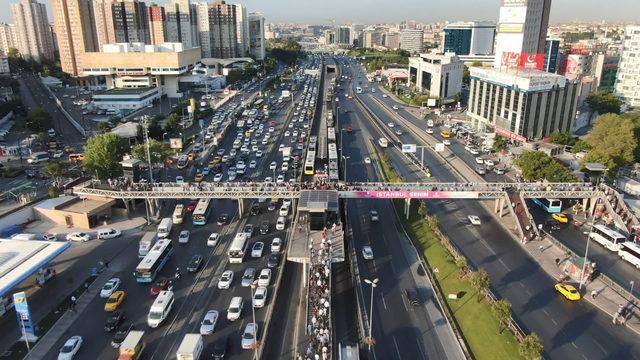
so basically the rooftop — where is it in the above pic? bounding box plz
[470,66,569,92]
[95,87,156,95]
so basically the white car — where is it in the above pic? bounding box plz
[207,233,219,247]
[484,159,495,167]
[271,237,282,253]
[279,205,289,217]
[42,233,58,241]
[364,157,371,164]
[100,278,121,298]
[387,122,395,128]
[257,268,272,287]
[468,215,481,226]
[178,230,190,244]
[175,176,184,184]
[218,270,234,289]
[443,139,451,146]
[269,127,275,133]
[264,176,273,183]
[276,216,286,230]
[253,286,268,308]
[475,157,484,165]
[252,145,259,152]
[66,232,90,242]
[251,242,264,258]
[52,150,64,159]
[269,161,277,170]
[249,160,257,168]
[283,198,292,207]
[241,323,258,349]
[362,246,374,260]
[97,228,121,239]
[382,94,388,98]
[199,310,219,335]
[370,211,379,222]
[392,105,399,110]
[284,131,290,137]
[426,128,434,134]
[276,174,285,184]
[213,173,223,182]
[281,162,289,172]
[58,336,83,360]
[256,150,263,158]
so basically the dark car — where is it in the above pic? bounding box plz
[210,335,229,359]
[111,323,133,348]
[186,201,198,213]
[259,221,269,235]
[217,214,229,226]
[104,311,125,332]
[243,224,254,237]
[187,254,204,273]
[267,253,281,268]
[213,164,223,174]
[250,204,260,216]
[150,278,173,296]
[404,288,421,306]
[267,202,277,211]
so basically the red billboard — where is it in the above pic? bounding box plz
[500,52,545,71]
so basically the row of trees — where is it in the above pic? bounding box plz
[266,38,302,66]
[582,112,640,175]
[514,151,577,182]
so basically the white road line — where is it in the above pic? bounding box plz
[238,319,245,332]
[372,259,378,273]
[593,339,608,356]
[416,338,427,360]
[551,318,558,326]
[518,282,526,289]
[392,336,402,360]
[572,342,578,349]
[497,258,510,271]
[543,309,550,316]
[381,292,388,310]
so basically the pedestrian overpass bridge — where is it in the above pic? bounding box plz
[73,180,600,200]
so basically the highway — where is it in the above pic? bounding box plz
[336,58,463,360]
[346,59,640,359]
[40,60,320,359]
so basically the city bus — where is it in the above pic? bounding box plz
[589,224,627,252]
[134,239,174,283]
[172,204,185,225]
[228,232,249,264]
[618,242,640,268]
[304,150,316,175]
[532,198,562,213]
[192,199,212,225]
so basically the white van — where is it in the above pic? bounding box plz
[27,152,50,164]
[227,296,243,321]
[148,290,175,328]
[11,233,38,240]
[176,334,203,360]
[157,218,173,239]
[97,228,121,239]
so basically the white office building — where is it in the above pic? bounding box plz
[614,25,640,108]
[493,0,552,69]
[467,66,579,141]
[407,52,464,99]
[400,29,423,54]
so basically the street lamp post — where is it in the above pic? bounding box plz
[579,226,594,290]
[364,278,378,351]
[250,280,259,360]
[341,155,350,181]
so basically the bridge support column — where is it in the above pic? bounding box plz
[583,198,589,213]
[498,198,505,218]
[589,197,598,216]
[146,199,158,220]
[494,199,500,213]
[238,199,244,218]
[404,198,411,220]
[123,199,132,218]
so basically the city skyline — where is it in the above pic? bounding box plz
[0,0,639,25]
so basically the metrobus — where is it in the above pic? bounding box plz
[304,150,316,175]
[589,224,627,252]
[308,136,318,152]
[192,199,212,225]
[618,242,640,268]
[532,198,562,213]
[134,239,174,283]
[228,232,249,263]
[172,204,185,225]
[253,98,264,108]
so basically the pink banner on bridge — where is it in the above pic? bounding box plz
[348,191,480,199]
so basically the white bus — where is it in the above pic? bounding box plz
[138,232,157,258]
[172,204,185,225]
[228,232,249,263]
[618,242,640,269]
[135,239,174,283]
[192,199,212,226]
[589,224,627,252]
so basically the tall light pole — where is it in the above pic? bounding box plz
[341,155,350,181]
[364,277,378,351]
[579,167,605,291]
[250,280,259,360]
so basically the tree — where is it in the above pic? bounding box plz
[519,333,544,360]
[48,186,61,198]
[585,91,622,117]
[83,133,128,180]
[25,107,52,132]
[97,121,112,133]
[492,135,509,153]
[267,38,302,65]
[132,139,171,165]
[571,140,591,154]
[417,201,428,219]
[164,113,181,135]
[584,113,639,174]
[43,162,66,185]
[549,132,577,146]
[463,65,470,85]
[7,48,20,59]
[514,151,576,182]
[471,269,490,302]
[491,299,512,334]
[454,256,469,278]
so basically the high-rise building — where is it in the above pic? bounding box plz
[323,29,335,45]
[93,0,116,49]
[147,4,165,45]
[615,25,640,108]
[383,32,400,49]
[195,2,211,57]
[164,0,198,49]
[400,29,423,53]
[11,0,55,61]
[591,53,619,92]
[543,38,560,73]
[248,13,264,60]
[442,21,495,56]
[234,3,249,56]
[363,30,382,49]
[206,0,239,58]
[0,23,18,54]
[336,26,351,45]
[52,0,99,76]
[493,0,552,69]
[112,0,149,44]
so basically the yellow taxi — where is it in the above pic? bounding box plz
[194,173,204,182]
[554,283,581,301]
[212,156,221,165]
[104,290,126,311]
[441,130,451,139]
[187,153,196,161]
[552,213,569,223]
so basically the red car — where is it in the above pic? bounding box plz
[346,127,353,133]
[186,201,198,213]
[165,157,177,165]
[150,278,173,296]
[270,121,277,127]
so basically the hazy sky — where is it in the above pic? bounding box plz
[2,0,639,24]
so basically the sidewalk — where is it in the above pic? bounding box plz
[24,269,117,360]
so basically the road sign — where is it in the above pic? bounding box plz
[401,144,416,153]
[434,143,445,152]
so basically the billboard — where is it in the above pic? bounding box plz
[495,126,527,143]
[169,138,183,149]
[401,144,417,153]
[500,52,545,71]
[497,24,524,33]
[347,191,480,199]
[499,5,527,23]
[13,292,35,337]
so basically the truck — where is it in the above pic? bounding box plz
[118,330,145,360]
[176,333,203,360]
[138,232,157,258]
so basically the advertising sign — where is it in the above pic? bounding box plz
[169,138,183,149]
[427,98,437,107]
[500,52,545,71]
[495,126,527,143]
[13,292,35,337]
[347,191,480,199]
[497,24,524,33]
[401,144,417,153]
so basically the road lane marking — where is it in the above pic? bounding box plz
[381,292,388,310]
[498,258,510,271]
[416,338,427,360]
[238,319,245,332]
[593,339,608,356]
[392,336,402,360]
[550,318,558,326]
[572,342,578,349]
